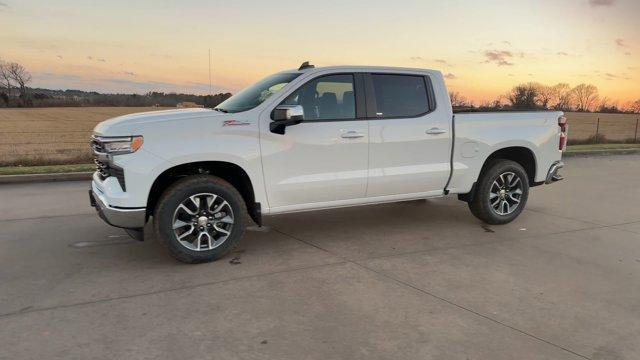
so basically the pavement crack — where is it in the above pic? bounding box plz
[353,261,593,360]
[0,260,346,319]
[272,227,593,360]
[524,208,604,227]
[0,212,95,223]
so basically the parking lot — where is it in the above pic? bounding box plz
[1,154,639,360]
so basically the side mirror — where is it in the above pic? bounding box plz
[270,105,304,135]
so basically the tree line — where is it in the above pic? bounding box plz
[2,59,638,113]
[0,59,231,108]
[450,82,640,113]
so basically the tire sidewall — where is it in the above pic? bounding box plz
[154,176,246,263]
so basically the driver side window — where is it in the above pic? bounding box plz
[280,74,355,121]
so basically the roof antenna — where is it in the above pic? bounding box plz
[298,61,315,70]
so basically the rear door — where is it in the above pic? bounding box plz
[260,73,370,211]
[365,73,451,197]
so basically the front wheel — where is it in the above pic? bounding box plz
[154,175,247,263]
[468,159,529,225]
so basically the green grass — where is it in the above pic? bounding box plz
[566,143,640,152]
[0,163,94,175]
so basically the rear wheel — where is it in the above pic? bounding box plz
[154,175,247,263]
[468,160,529,225]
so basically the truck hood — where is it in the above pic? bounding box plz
[93,108,227,135]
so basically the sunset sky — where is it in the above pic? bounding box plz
[1,0,638,104]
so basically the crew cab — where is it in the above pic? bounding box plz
[89,63,566,263]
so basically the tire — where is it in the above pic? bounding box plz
[153,175,247,263]
[468,159,529,225]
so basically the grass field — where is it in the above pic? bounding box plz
[0,107,638,166]
[564,111,640,143]
[0,107,170,166]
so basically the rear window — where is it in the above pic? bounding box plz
[371,74,429,118]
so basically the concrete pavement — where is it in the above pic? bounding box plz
[1,154,639,359]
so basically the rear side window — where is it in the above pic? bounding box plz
[371,74,429,118]
[280,74,355,121]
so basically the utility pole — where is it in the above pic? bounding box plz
[208,48,212,96]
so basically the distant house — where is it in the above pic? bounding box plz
[176,102,204,108]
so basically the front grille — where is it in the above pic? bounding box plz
[93,157,126,191]
[91,135,126,191]
[90,136,104,153]
[94,158,109,179]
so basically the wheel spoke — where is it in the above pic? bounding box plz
[178,203,197,216]
[193,233,202,251]
[188,195,201,210]
[196,231,213,250]
[212,200,230,214]
[173,219,190,229]
[177,226,195,240]
[491,197,501,208]
[501,200,510,214]
[218,215,234,224]
[509,176,520,189]
[214,223,230,235]
[206,194,218,211]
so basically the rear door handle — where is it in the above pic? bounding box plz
[341,131,365,139]
[426,127,447,135]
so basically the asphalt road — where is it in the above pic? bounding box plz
[1,154,640,360]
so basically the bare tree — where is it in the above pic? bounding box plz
[449,91,471,107]
[6,62,31,98]
[598,97,620,113]
[0,60,13,92]
[625,99,640,113]
[572,83,599,112]
[535,83,554,109]
[507,83,539,109]
[550,83,573,111]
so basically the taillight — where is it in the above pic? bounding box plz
[558,115,568,151]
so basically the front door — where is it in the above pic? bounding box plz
[365,73,452,197]
[260,73,369,211]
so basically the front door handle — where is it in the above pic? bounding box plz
[341,131,365,139]
[426,127,447,135]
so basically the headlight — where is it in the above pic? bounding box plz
[94,136,143,155]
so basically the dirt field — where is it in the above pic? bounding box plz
[0,108,638,166]
[564,111,640,142]
[0,107,170,166]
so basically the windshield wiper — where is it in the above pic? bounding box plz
[213,107,228,113]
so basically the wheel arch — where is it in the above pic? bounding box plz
[459,146,537,202]
[146,161,261,225]
[481,146,537,183]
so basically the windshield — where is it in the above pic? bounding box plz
[215,72,301,113]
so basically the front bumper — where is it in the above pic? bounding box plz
[545,161,564,184]
[89,189,146,229]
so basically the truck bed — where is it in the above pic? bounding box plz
[446,111,563,195]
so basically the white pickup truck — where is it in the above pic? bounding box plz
[90,63,566,263]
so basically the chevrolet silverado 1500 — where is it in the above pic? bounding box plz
[89,63,566,263]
